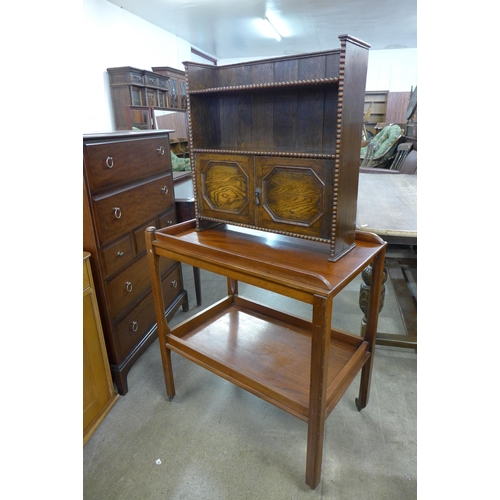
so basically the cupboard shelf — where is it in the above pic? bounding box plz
[187,77,339,94]
[191,148,336,159]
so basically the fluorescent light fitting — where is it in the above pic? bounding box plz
[264,16,281,41]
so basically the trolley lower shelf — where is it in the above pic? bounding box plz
[168,295,370,422]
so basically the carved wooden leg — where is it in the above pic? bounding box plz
[356,249,386,410]
[359,262,387,336]
[306,294,332,489]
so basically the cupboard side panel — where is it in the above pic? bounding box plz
[333,42,370,257]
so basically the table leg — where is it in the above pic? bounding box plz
[193,266,202,306]
[305,294,332,489]
[146,227,176,401]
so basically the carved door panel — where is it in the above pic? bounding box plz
[255,157,333,240]
[196,153,255,226]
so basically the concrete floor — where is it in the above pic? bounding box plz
[83,259,417,500]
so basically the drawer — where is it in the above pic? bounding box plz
[84,136,171,191]
[158,207,177,229]
[113,264,183,362]
[134,219,155,256]
[114,290,157,363]
[161,263,183,307]
[106,254,152,321]
[93,174,174,245]
[106,252,175,321]
[101,233,134,278]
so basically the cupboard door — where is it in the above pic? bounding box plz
[196,153,255,226]
[255,157,333,240]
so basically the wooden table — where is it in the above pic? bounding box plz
[146,221,386,489]
[357,173,417,245]
[357,173,417,348]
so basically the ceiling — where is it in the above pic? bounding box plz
[107,0,417,60]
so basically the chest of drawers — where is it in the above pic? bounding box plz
[83,130,188,395]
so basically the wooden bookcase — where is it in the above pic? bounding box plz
[184,35,370,261]
[151,66,188,110]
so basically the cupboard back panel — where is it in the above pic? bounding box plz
[325,53,341,79]
[251,93,274,150]
[189,96,221,149]
[191,88,337,155]
[219,93,253,150]
[323,88,339,152]
[250,63,274,85]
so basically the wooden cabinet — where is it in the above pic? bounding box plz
[145,221,387,489]
[184,35,370,261]
[83,252,118,445]
[107,67,170,130]
[151,66,188,109]
[83,130,188,395]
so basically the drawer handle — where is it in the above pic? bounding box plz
[125,281,133,293]
[117,251,124,257]
[113,207,122,219]
[106,156,114,168]
[167,220,173,225]
[130,321,139,332]
[161,186,169,195]
[157,146,165,156]
[170,280,178,288]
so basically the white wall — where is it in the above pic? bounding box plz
[365,48,417,92]
[83,0,194,132]
[83,0,417,132]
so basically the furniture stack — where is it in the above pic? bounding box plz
[83,130,188,395]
